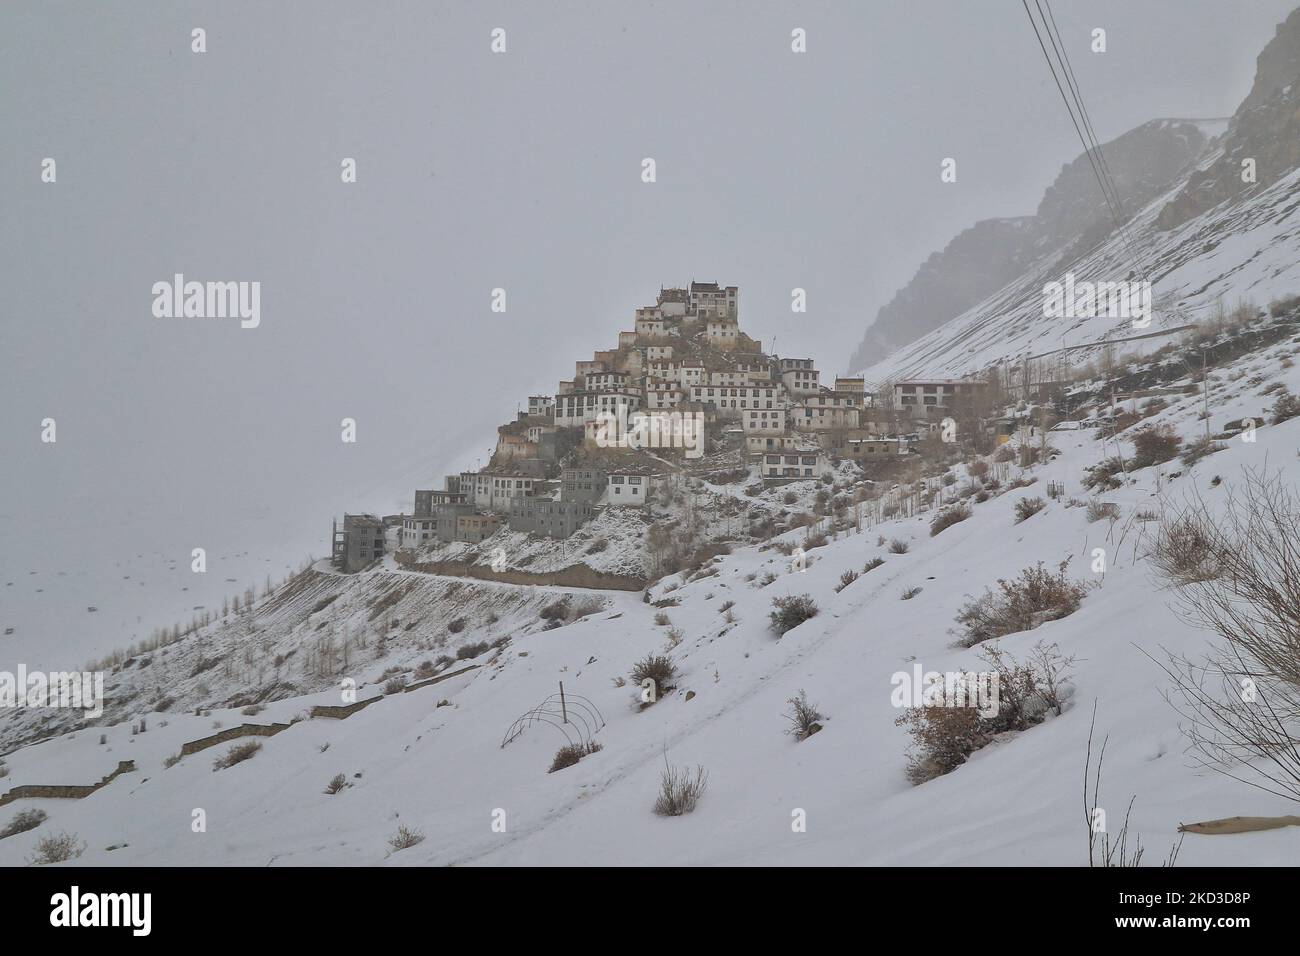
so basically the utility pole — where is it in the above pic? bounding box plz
[559,681,567,724]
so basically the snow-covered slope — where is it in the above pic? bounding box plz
[5,330,1300,866]
[857,149,1300,384]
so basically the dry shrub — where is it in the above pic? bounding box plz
[1014,496,1045,523]
[653,761,708,816]
[212,740,262,771]
[629,654,677,697]
[930,503,972,537]
[387,824,425,851]
[456,640,490,660]
[900,586,923,600]
[888,538,910,554]
[785,689,824,740]
[384,676,408,694]
[653,612,672,626]
[898,642,1074,783]
[835,569,859,592]
[1271,390,1300,424]
[1130,423,1181,468]
[323,772,350,795]
[968,460,990,479]
[1151,471,1300,802]
[28,831,85,865]
[0,808,46,840]
[863,557,885,573]
[1150,514,1223,586]
[1180,434,1227,467]
[1086,500,1120,523]
[548,739,602,773]
[955,561,1086,646]
[769,594,818,636]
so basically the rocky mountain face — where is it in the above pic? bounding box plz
[848,118,1219,375]
[1156,7,1300,230]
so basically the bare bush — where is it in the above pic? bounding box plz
[769,594,818,636]
[900,586,923,600]
[324,772,351,795]
[387,823,425,851]
[653,761,708,816]
[629,654,677,698]
[784,690,824,740]
[548,740,602,773]
[1014,496,1045,523]
[384,676,408,694]
[1085,500,1120,523]
[456,641,490,660]
[28,831,85,865]
[1130,423,1181,468]
[1149,471,1300,801]
[1180,434,1227,468]
[0,808,46,840]
[212,740,262,771]
[888,538,910,554]
[1150,513,1223,586]
[863,557,885,573]
[835,569,859,592]
[653,612,671,626]
[955,560,1086,646]
[930,503,972,537]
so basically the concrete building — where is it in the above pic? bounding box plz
[507,497,595,539]
[331,514,385,573]
[434,502,476,543]
[456,513,502,544]
[688,384,783,417]
[689,281,738,316]
[759,452,829,482]
[528,395,554,417]
[779,358,820,397]
[606,470,653,506]
[655,287,689,317]
[401,514,440,549]
[706,317,741,350]
[561,466,607,503]
[894,378,990,415]
[791,393,862,431]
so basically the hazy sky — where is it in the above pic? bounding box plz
[2,0,1295,665]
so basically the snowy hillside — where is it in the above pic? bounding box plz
[5,324,1300,866]
[858,155,1300,385]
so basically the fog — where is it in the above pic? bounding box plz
[1,0,1293,667]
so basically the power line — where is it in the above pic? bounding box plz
[1039,0,1148,276]
[1020,0,1145,279]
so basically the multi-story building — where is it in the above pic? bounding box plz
[779,358,820,397]
[561,466,607,503]
[688,384,783,417]
[507,497,596,539]
[456,513,502,544]
[689,281,738,316]
[331,514,385,573]
[893,379,990,416]
[606,470,654,507]
[705,317,740,350]
[759,452,829,482]
[528,395,554,417]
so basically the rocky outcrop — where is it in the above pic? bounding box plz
[1156,8,1300,230]
[850,119,1217,372]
